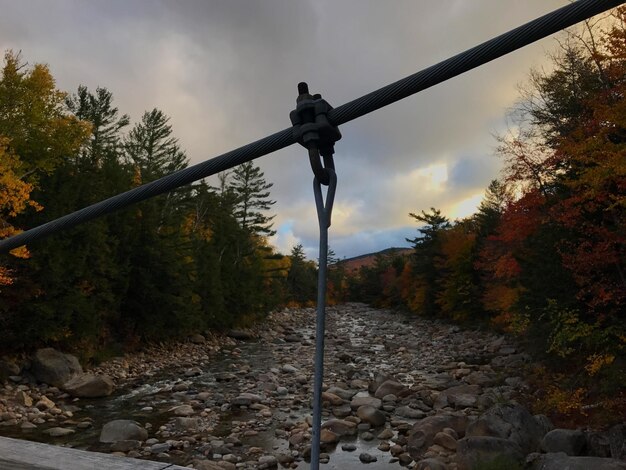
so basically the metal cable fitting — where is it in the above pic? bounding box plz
[290,82,341,185]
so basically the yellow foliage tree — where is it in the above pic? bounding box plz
[0,137,41,285]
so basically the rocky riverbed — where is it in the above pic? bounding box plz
[0,303,624,469]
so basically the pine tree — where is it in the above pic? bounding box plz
[287,243,317,304]
[66,85,129,166]
[406,208,450,316]
[120,108,199,340]
[125,109,187,181]
[229,161,276,237]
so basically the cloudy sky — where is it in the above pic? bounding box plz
[1,0,581,259]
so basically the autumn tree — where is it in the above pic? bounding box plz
[0,139,40,286]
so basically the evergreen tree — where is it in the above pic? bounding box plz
[229,161,276,237]
[406,208,450,316]
[287,243,317,304]
[66,85,129,166]
[120,108,199,340]
[125,109,187,181]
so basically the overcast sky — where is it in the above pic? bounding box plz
[1,0,583,259]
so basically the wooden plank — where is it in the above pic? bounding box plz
[0,436,189,470]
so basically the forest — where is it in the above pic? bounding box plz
[1,7,624,424]
[0,50,318,357]
[341,11,626,422]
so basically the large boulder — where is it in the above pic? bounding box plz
[528,452,626,470]
[408,414,468,459]
[350,396,382,410]
[435,384,481,409]
[368,372,394,394]
[63,373,115,398]
[321,419,357,437]
[227,329,254,340]
[357,405,386,427]
[31,348,82,387]
[587,424,626,460]
[456,436,524,470]
[374,380,407,399]
[100,419,148,443]
[541,428,586,456]
[466,403,545,454]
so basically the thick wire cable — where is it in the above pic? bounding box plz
[311,169,336,470]
[0,0,623,253]
[0,128,294,252]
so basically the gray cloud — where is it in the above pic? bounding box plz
[1,0,575,258]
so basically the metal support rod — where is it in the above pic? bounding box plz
[310,169,337,469]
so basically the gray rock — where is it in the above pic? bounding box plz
[433,431,457,450]
[466,403,545,453]
[326,386,357,400]
[63,373,114,398]
[170,404,195,416]
[341,443,357,451]
[359,452,377,463]
[150,442,171,454]
[528,452,626,470]
[44,427,75,437]
[534,414,554,436]
[231,392,262,406]
[374,380,406,399]
[110,440,141,452]
[100,419,148,443]
[35,396,55,410]
[415,458,448,470]
[15,391,32,407]
[466,371,497,387]
[350,396,382,410]
[439,384,481,408]
[587,424,626,460]
[332,404,352,418]
[193,461,225,470]
[408,414,468,459]
[227,329,254,340]
[173,417,200,432]
[258,455,277,467]
[190,333,206,344]
[541,428,586,455]
[0,359,20,379]
[398,453,413,466]
[31,348,82,388]
[369,372,393,394]
[456,436,524,470]
[357,405,386,427]
[395,405,426,419]
[320,428,339,444]
[321,419,357,437]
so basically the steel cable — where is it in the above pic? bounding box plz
[0,0,623,253]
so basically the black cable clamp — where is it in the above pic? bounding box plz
[290,82,341,185]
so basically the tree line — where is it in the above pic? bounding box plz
[343,10,625,421]
[0,51,319,358]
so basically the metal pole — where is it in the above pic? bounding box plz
[310,169,337,469]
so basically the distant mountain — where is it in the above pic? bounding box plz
[335,247,413,274]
